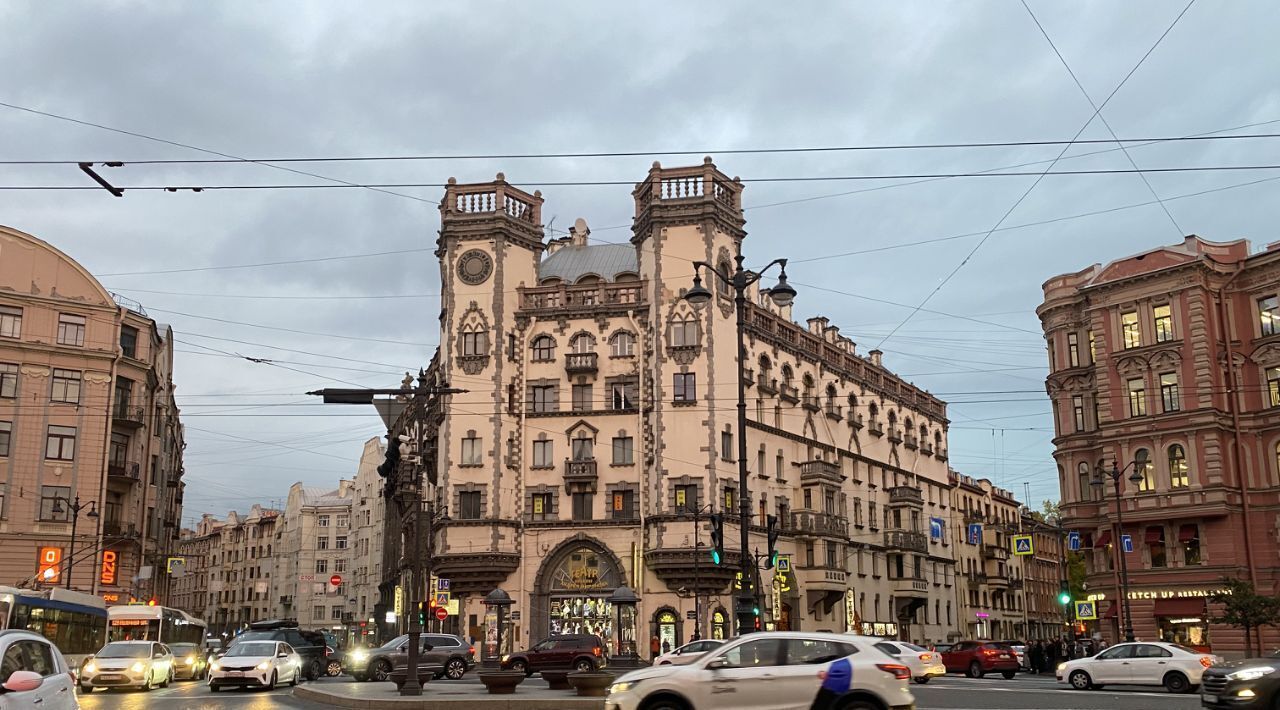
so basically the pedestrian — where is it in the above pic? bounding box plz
[662,640,671,654]
[1043,639,1057,672]
[650,635,660,661]
[810,654,853,710]
[1029,641,1043,674]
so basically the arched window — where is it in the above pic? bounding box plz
[570,333,596,354]
[826,384,838,411]
[531,335,555,361]
[669,314,700,347]
[1134,448,1153,492]
[716,259,733,297]
[868,402,879,420]
[919,424,928,442]
[609,332,635,357]
[460,325,488,356]
[781,365,794,386]
[759,355,773,387]
[888,410,897,430]
[1168,445,1189,488]
[1077,462,1091,501]
[802,374,815,401]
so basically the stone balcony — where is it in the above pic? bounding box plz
[883,529,929,554]
[790,510,848,538]
[564,459,598,492]
[107,461,141,484]
[982,543,1010,561]
[518,281,648,316]
[892,576,929,598]
[564,352,598,375]
[888,486,924,507]
[799,460,843,485]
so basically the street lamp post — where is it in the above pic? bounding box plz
[685,254,796,635]
[51,495,98,590]
[680,503,716,639]
[1091,459,1145,643]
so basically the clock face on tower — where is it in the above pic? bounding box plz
[457,249,493,285]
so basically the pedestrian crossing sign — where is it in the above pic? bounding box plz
[1012,534,1033,555]
[1075,601,1097,620]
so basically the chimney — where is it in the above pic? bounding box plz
[868,349,883,367]
[569,217,590,247]
[545,236,571,255]
[823,325,839,343]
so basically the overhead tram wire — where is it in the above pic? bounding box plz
[872,0,1198,350]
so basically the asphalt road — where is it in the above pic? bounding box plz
[76,672,1207,709]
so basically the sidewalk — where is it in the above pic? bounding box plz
[293,679,607,709]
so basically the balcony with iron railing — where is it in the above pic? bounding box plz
[888,427,903,445]
[883,529,929,554]
[868,418,884,436]
[904,433,918,450]
[888,486,924,506]
[564,352,598,374]
[112,404,145,429]
[790,510,849,538]
[108,461,141,483]
[779,384,800,404]
[982,543,1010,561]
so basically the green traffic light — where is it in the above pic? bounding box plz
[710,550,721,565]
[1058,593,1071,605]
[752,606,760,615]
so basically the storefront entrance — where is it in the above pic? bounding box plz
[711,609,728,640]
[531,539,624,648]
[654,609,679,655]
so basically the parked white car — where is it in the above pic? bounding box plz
[0,629,78,709]
[606,631,915,710]
[870,639,946,684]
[652,639,724,666]
[209,640,302,692]
[80,641,173,692]
[1056,641,1219,693]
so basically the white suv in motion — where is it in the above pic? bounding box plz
[605,631,915,710]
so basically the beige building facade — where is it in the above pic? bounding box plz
[272,481,355,633]
[348,438,386,644]
[197,505,279,635]
[0,224,185,605]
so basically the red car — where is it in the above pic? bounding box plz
[942,641,1020,679]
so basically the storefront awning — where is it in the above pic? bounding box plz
[1145,527,1164,544]
[1153,598,1206,617]
[1095,530,1112,547]
[1179,524,1199,543]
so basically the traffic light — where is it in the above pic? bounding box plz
[417,601,427,626]
[1058,581,1071,605]
[764,515,780,569]
[753,604,761,630]
[709,514,725,565]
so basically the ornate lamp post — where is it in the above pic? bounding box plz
[608,585,641,668]
[1091,459,1145,643]
[50,495,98,590]
[685,255,796,635]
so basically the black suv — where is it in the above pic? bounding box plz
[230,620,328,680]
[345,633,475,681]
[1202,652,1280,709]
[501,633,606,675]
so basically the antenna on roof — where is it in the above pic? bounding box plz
[546,216,557,235]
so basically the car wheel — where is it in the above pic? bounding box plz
[509,660,528,675]
[371,659,393,682]
[327,660,343,677]
[266,670,277,691]
[967,661,984,679]
[640,696,691,710]
[307,658,323,681]
[574,658,594,673]
[1163,671,1191,694]
[1068,669,1093,690]
[834,701,879,710]
[445,658,467,680]
[913,676,930,684]
[210,683,220,692]
[1001,670,1016,680]
[79,684,93,693]
[659,660,672,665]
[162,670,173,688]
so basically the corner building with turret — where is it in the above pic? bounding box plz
[412,160,972,655]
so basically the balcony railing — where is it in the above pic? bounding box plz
[112,405,145,428]
[757,377,778,396]
[565,459,598,483]
[982,543,1010,561]
[801,395,820,412]
[799,460,841,483]
[921,440,934,455]
[849,412,864,430]
[108,461,141,482]
[824,403,842,420]
[892,576,929,596]
[888,486,924,506]
[519,281,647,313]
[779,385,800,404]
[904,433,918,450]
[790,510,849,538]
[868,418,884,436]
[565,352,598,374]
[888,427,903,444]
[883,529,929,553]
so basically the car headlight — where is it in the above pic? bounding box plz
[351,649,369,662]
[210,661,220,672]
[1057,663,1066,672]
[185,655,196,665]
[1227,666,1278,681]
[501,654,510,663]
[256,660,271,671]
[84,662,97,675]
[608,680,639,694]
[130,662,146,673]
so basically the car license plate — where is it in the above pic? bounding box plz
[100,674,120,680]
[1202,694,1218,703]
[228,671,243,677]
[1000,654,1010,659]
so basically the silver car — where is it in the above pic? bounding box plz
[871,639,946,684]
[652,639,724,666]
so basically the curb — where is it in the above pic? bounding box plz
[292,684,605,709]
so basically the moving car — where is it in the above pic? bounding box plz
[168,642,208,680]
[502,633,606,675]
[208,640,302,692]
[652,639,724,666]
[0,629,79,709]
[1201,651,1280,708]
[993,640,1027,671]
[871,639,946,684]
[231,620,327,680]
[605,631,915,710]
[941,640,1019,679]
[79,641,174,692]
[346,634,473,682]
[1056,641,1218,693]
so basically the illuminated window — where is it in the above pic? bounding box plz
[1168,445,1188,488]
[1159,373,1180,413]
[1067,333,1080,367]
[1127,378,1147,417]
[1134,449,1153,492]
[1121,311,1141,349]
[1262,297,1280,336]
[1153,305,1174,343]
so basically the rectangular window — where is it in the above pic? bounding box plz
[44,425,76,461]
[720,431,733,461]
[724,487,735,512]
[39,485,70,522]
[571,492,593,521]
[1269,367,1280,408]
[673,373,696,402]
[1262,297,1280,336]
[532,440,554,468]
[56,313,85,347]
[461,436,482,465]
[572,384,592,412]
[1149,528,1167,568]
[0,305,20,339]
[1072,396,1086,432]
[0,363,15,399]
[805,542,815,568]
[459,491,482,519]
[336,515,348,528]
[610,490,636,520]
[1127,378,1147,417]
[612,436,633,465]
[335,535,348,550]
[776,454,784,479]
[1183,528,1202,565]
[1067,332,1080,367]
[120,326,139,358]
[670,320,698,347]
[1088,330,1097,362]
[315,559,328,574]
[1153,304,1174,342]
[331,606,344,620]
[0,421,10,457]
[461,331,488,356]
[529,385,556,413]
[674,484,697,512]
[571,437,593,461]
[318,515,330,528]
[825,541,838,568]
[317,536,329,550]
[610,380,637,410]
[312,606,326,620]
[1121,311,1141,349]
[531,493,553,521]
[50,369,81,404]
[1160,372,1180,412]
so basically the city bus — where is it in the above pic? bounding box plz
[0,585,108,668]
[108,604,207,645]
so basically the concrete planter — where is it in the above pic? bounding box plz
[567,671,615,697]
[540,670,572,690]
[389,667,432,692]
[478,670,526,694]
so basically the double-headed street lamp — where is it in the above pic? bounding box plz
[685,254,796,635]
[50,495,98,590]
[1091,459,1145,643]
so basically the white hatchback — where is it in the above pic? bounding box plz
[652,639,724,666]
[1057,641,1219,693]
[869,639,946,684]
[80,641,173,692]
[209,640,302,692]
[606,631,915,710]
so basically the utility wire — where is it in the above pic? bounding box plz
[873,0,1197,350]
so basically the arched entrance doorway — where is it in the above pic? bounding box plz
[532,538,625,647]
[653,608,679,655]
[711,608,729,640]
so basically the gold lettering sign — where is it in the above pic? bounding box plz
[1126,588,1230,600]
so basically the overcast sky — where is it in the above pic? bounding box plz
[3,1,1279,524]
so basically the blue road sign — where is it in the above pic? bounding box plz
[1075,601,1097,620]
[1012,534,1033,555]
[1068,531,1080,551]
[967,523,982,545]
[929,517,944,541]
[1122,535,1133,553]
